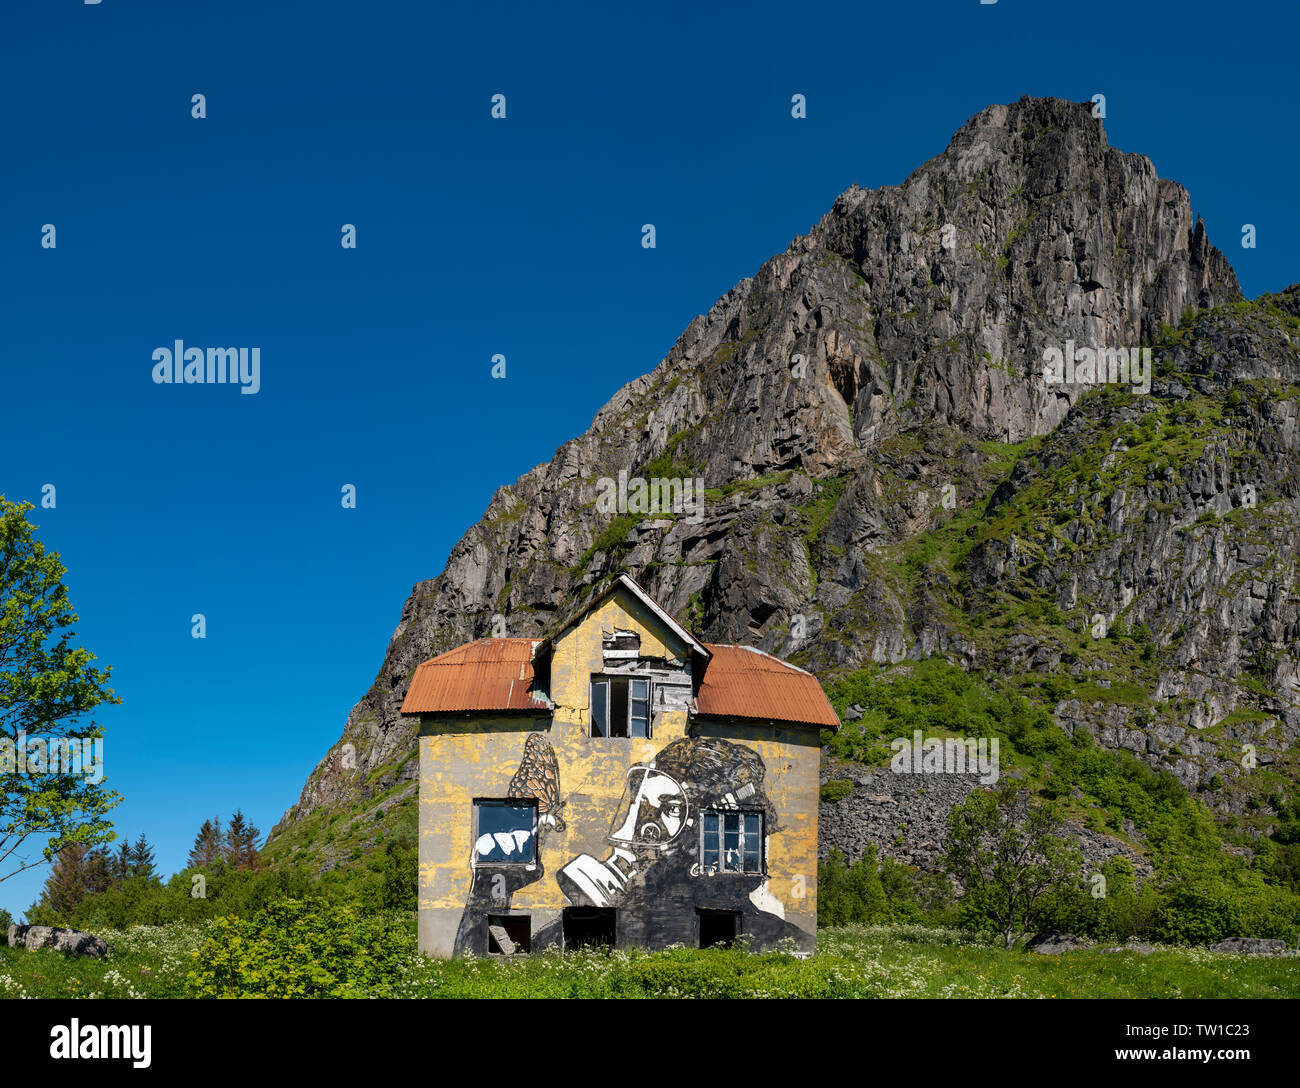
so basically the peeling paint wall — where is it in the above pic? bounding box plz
[417,585,820,957]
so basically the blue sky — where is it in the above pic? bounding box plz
[1,0,1296,917]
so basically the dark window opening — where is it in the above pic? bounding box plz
[698,909,740,949]
[487,915,531,955]
[590,676,651,738]
[563,907,616,950]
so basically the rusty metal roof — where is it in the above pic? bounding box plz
[399,638,550,715]
[398,611,840,730]
[695,644,840,729]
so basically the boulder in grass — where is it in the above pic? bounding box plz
[7,924,109,958]
[1026,930,1088,954]
[1209,937,1288,955]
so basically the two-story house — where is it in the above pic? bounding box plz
[400,574,838,957]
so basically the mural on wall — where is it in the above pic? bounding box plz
[507,732,566,832]
[452,734,565,955]
[454,734,813,954]
[555,736,809,947]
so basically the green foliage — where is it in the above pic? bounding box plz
[818,846,950,926]
[1040,745,1186,828]
[0,907,11,943]
[819,847,887,925]
[945,783,1083,947]
[819,779,853,804]
[3,917,1300,998]
[823,658,1068,766]
[185,898,410,998]
[45,805,419,929]
[0,497,122,883]
[1152,874,1300,945]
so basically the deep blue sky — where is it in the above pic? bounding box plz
[1,0,1295,917]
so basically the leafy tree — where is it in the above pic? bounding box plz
[376,819,416,911]
[818,846,889,925]
[188,817,224,869]
[0,497,121,884]
[944,782,1083,948]
[225,810,261,869]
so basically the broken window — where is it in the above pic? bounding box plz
[473,799,537,864]
[700,810,763,874]
[487,914,531,955]
[590,676,651,738]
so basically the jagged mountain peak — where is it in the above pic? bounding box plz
[268,97,1281,852]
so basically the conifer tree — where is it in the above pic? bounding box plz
[112,840,132,885]
[187,816,224,868]
[130,833,156,880]
[36,841,93,918]
[225,810,261,869]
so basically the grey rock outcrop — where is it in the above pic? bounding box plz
[1208,937,1290,955]
[1027,931,1089,954]
[7,924,109,958]
[817,766,1154,881]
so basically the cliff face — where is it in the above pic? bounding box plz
[269,97,1300,868]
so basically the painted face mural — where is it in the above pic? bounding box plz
[556,736,775,909]
[610,766,687,846]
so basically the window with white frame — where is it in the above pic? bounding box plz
[589,676,651,738]
[700,810,763,873]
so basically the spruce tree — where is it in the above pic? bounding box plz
[187,816,224,868]
[112,840,132,886]
[225,810,261,869]
[37,841,92,918]
[130,833,156,880]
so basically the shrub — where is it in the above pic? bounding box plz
[1153,878,1300,945]
[185,898,409,998]
[820,780,853,805]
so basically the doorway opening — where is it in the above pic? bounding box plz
[563,907,616,950]
[698,909,740,949]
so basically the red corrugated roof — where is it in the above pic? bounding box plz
[400,638,549,715]
[695,643,840,729]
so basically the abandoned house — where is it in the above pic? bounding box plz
[400,574,839,958]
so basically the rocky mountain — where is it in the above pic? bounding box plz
[265,96,1300,876]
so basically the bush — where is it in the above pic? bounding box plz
[1153,878,1300,945]
[630,951,746,998]
[185,898,410,998]
[820,846,900,925]
[0,908,11,944]
[820,780,853,805]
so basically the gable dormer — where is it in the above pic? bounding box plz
[547,575,707,741]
